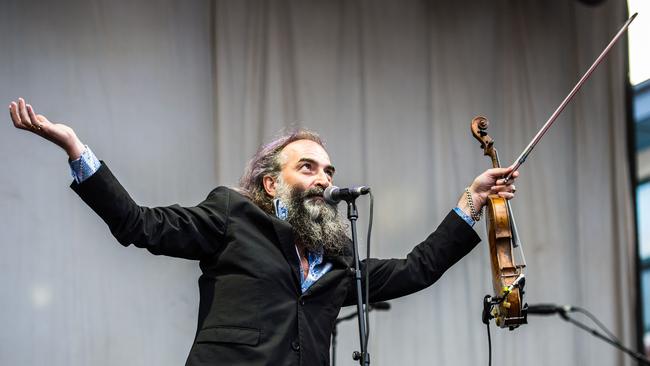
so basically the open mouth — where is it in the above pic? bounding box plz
[304,195,325,204]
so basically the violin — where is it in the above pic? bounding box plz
[472,13,637,331]
[472,116,527,330]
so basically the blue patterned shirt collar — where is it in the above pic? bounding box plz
[298,247,332,293]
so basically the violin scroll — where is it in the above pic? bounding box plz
[471,116,499,168]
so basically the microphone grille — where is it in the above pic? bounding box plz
[323,185,339,204]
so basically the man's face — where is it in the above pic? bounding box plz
[266,139,335,198]
[265,139,347,254]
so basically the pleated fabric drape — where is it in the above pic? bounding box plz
[214,1,635,365]
[0,0,635,365]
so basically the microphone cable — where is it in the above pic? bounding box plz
[484,294,492,366]
[559,309,650,365]
[486,320,492,366]
[569,305,619,342]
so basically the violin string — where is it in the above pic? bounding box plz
[497,148,528,268]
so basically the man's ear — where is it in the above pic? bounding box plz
[263,175,277,197]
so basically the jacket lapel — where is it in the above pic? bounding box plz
[270,217,302,289]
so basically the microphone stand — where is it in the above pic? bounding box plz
[346,198,370,365]
[331,303,391,366]
[558,312,650,365]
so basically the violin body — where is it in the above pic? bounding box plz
[485,195,525,328]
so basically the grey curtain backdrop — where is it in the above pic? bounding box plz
[0,0,635,365]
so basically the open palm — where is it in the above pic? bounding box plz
[9,98,84,158]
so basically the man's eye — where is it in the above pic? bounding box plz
[300,163,312,171]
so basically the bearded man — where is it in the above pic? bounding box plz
[9,98,518,366]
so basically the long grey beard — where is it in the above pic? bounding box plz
[275,180,349,256]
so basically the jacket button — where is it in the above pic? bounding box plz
[300,299,305,306]
[291,340,301,351]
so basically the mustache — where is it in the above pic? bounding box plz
[300,186,325,199]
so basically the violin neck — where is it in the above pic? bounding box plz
[490,148,501,169]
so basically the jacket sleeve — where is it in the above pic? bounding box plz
[70,162,229,260]
[343,210,481,305]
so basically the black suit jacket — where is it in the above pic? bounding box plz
[71,162,481,366]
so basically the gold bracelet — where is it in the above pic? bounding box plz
[464,187,482,222]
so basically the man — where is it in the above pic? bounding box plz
[9,98,517,366]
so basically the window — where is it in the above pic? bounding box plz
[629,0,650,356]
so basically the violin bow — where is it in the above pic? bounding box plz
[504,13,638,183]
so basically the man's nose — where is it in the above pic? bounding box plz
[314,170,331,189]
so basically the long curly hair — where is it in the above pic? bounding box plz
[236,129,325,214]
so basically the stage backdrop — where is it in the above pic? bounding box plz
[0,0,635,365]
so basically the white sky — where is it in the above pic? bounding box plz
[628,0,650,85]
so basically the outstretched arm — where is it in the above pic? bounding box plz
[10,98,229,260]
[343,167,519,305]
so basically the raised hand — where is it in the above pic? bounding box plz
[9,98,85,159]
[457,166,519,218]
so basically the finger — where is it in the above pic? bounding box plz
[498,191,515,200]
[495,178,515,185]
[488,166,512,176]
[10,101,30,130]
[499,171,519,184]
[491,184,515,192]
[26,105,43,132]
[9,102,22,127]
[488,167,516,180]
[503,172,518,184]
[18,98,32,125]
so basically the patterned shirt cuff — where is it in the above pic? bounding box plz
[453,207,475,227]
[69,145,101,184]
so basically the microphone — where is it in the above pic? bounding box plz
[324,185,370,204]
[526,303,573,316]
[369,302,391,311]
